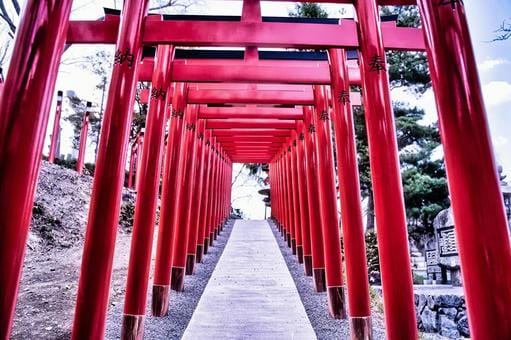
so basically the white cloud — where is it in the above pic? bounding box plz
[493,136,509,148]
[482,81,511,107]
[478,57,510,72]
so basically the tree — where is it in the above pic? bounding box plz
[289,3,328,18]
[65,94,101,152]
[288,4,449,242]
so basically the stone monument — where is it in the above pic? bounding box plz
[432,208,462,286]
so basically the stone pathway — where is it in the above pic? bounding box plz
[182,220,317,340]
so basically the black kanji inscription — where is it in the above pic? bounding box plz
[114,48,134,67]
[369,54,386,73]
[338,90,350,104]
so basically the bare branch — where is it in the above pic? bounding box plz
[493,20,511,41]
[10,0,19,15]
[231,165,245,187]
[0,1,16,35]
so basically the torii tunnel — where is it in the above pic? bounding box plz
[0,0,510,339]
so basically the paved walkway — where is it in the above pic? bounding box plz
[182,220,316,340]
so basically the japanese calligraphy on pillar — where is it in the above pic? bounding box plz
[338,90,350,105]
[369,53,386,73]
[151,87,167,101]
[319,110,329,121]
[171,110,184,119]
[114,48,135,67]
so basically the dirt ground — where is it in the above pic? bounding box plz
[12,232,132,340]
[11,162,135,339]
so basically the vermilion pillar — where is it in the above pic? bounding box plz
[303,106,327,292]
[211,142,222,241]
[128,142,136,189]
[0,1,72,336]
[296,121,313,276]
[354,0,417,338]
[48,91,64,163]
[186,119,207,274]
[313,86,346,319]
[171,105,199,291]
[152,83,187,316]
[201,134,214,254]
[121,45,174,339]
[134,130,145,190]
[279,156,287,239]
[284,147,295,251]
[196,129,212,262]
[206,139,219,248]
[278,157,285,236]
[72,1,149,338]
[418,2,511,338]
[329,48,372,337]
[76,102,91,175]
[290,132,303,263]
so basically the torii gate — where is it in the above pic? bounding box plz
[0,1,510,340]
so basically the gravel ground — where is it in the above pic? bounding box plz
[105,220,235,339]
[268,220,387,340]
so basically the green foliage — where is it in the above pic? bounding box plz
[289,3,328,18]
[381,6,431,94]
[64,95,101,151]
[413,272,425,284]
[365,231,381,283]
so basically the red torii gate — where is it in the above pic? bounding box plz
[0,1,510,340]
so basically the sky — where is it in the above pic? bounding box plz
[0,0,510,196]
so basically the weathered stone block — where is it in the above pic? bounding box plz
[435,294,463,308]
[427,295,437,310]
[438,307,457,319]
[421,308,438,333]
[457,315,470,337]
[439,315,460,339]
[417,294,427,314]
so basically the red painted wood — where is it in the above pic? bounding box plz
[418,1,511,338]
[123,45,174,320]
[328,48,371,318]
[0,1,72,336]
[76,102,91,174]
[72,1,149,338]
[355,0,417,337]
[48,91,63,163]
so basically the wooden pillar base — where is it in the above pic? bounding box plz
[185,254,195,275]
[286,233,292,248]
[196,244,203,263]
[121,314,145,340]
[209,232,214,246]
[291,239,297,255]
[203,238,209,254]
[151,285,170,317]
[170,267,185,292]
[327,286,347,319]
[303,255,313,276]
[350,316,373,340]
[313,268,327,292]
[296,245,304,263]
